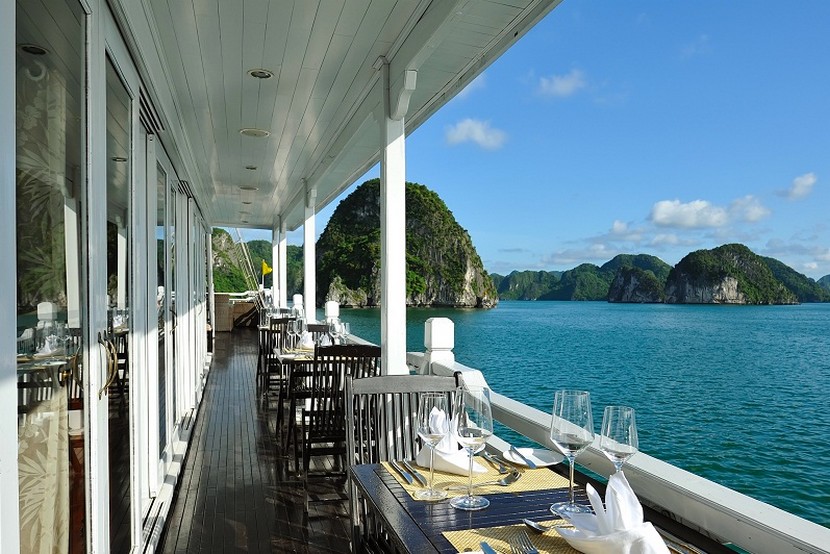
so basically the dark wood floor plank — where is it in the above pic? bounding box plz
[159,329,351,553]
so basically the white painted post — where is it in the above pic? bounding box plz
[423,317,455,375]
[278,217,288,309]
[303,185,317,321]
[378,58,416,375]
[271,222,279,305]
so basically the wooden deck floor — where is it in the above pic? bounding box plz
[159,328,351,553]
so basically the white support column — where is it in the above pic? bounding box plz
[303,184,317,321]
[0,0,20,549]
[278,218,288,309]
[271,222,279,304]
[378,57,416,375]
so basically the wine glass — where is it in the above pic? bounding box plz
[549,390,595,517]
[294,318,307,348]
[416,393,450,501]
[600,405,638,473]
[327,319,343,344]
[341,322,350,343]
[285,319,298,351]
[450,385,493,511]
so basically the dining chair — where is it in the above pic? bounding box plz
[262,317,294,400]
[306,323,329,345]
[298,344,382,474]
[344,372,461,552]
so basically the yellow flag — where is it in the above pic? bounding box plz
[261,259,273,275]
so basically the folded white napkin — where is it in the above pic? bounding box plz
[300,332,315,349]
[415,408,486,476]
[556,472,670,554]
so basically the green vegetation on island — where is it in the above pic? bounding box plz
[492,243,827,304]
[317,179,496,307]
[211,179,496,308]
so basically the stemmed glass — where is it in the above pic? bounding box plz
[286,319,298,351]
[600,405,638,473]
[549,389,595,517]
[416,393,450,501]
[327,319,343,344]
[450,385,493,511]
[294,318,307,348]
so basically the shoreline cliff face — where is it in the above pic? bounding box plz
[607,266,666,303]
[317,179,497,308]
[665,244,798,305]
[490,244,825,304]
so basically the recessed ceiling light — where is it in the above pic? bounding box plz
[248,68,274,79]
[239,128,270,138]
[19,43,48,56]
[239,211,251,216]
[111,156,128,162]
[245,165,257,171]
[242,201,253,205]
[240,185,259,191]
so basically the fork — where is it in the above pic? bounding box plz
[510,530,539,554]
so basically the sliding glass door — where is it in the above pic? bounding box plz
[15,0,86,551]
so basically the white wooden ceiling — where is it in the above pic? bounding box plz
[115,0,561,231]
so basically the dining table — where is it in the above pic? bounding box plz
[349,453,733,554]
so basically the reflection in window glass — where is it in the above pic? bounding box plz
[16,0,86,551]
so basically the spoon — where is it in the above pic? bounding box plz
[445,470,521,490]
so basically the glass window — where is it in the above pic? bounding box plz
[16,0,86,551]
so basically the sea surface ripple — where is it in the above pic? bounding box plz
[342,301,830,528]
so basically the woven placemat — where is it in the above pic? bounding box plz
[443,520,577,553]
[380,461,570,501]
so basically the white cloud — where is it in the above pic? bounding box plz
[804,262,818,271]
[650,195,770,229]
[730,195,770,222]
[650,233,680,246]
[817,248,830,262]
[538,69,587,97]
[650,199,728,228]
[681,34,711,58]
[777,172,817,200]
[544,243,617,266]
[445,118,506,150]
[456,73,486,99]
[611,220,628,234]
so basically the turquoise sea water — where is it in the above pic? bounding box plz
[339,301,830,528]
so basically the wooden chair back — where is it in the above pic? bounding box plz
[300,345,382,473]
[344,373,461,551]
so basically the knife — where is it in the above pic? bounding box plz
[402,460,428,487]
[480,541,499,554]
[389,460,414,485]
[510,445,537,469]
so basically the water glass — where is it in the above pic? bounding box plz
[450,385,493,511]
[600,405,638,473]
[416,393,449,501]
[549,389,595,517]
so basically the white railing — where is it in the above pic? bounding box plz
[406,318,830,554]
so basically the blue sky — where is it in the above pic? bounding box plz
[245,1,830,280]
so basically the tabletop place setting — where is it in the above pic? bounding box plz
[375,383,679,553]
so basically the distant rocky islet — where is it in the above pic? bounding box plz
[494,243,830,305]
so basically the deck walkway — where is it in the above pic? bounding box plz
[159,328,351,553]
